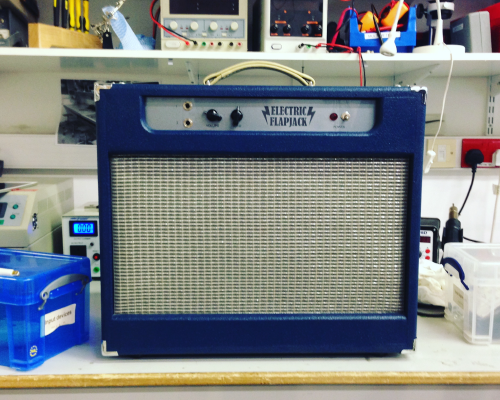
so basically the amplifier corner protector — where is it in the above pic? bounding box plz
[101,340,119,357]
[94,83,114,102]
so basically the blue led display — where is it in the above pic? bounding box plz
[70,221,98,237]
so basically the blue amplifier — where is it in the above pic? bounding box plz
[96,84,426,357]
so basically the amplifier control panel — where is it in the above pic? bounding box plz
[145,97,376,132]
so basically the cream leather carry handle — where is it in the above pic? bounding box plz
[203,61,316,87]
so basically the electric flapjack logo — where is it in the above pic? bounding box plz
[262,106,316,127]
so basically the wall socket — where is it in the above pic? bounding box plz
[426,138,457,168]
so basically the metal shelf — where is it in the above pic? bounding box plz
[1,48,500,79]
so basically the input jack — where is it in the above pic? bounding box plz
[183,101,193,111]
[183,118,193,128]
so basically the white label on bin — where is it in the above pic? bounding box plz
[453,284,464,309]
[364,32,400,40]
[42,304,76,337]
[452,23,464,33]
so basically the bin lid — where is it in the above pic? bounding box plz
[0,249,91,306]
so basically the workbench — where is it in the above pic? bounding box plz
[0,281,499,398]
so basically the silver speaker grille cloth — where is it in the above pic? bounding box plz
[111,157,409,315]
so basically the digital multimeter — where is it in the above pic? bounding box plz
[420,217,441,263]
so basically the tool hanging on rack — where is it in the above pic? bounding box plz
[91,0,128,49]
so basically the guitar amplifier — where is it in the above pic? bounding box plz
[96,84,426,356]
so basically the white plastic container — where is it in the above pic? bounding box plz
[444,243,500,345]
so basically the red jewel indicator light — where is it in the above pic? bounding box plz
[329,113,338,121]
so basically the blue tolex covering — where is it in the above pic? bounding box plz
[96,84,426,357]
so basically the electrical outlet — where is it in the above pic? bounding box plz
[426,138,457,168]
[461,139,500,168]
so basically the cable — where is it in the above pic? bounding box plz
[203,61,315,86]
[464,236,483,243]
[152,5,160,38]
[149,0,194,45]
[357,47,363,86]
[458,170,475,216]
[430,45,453,151]
[371,4,383,45]
[331,7,356,48]
[424,43,454,173]
[360,51,366,86]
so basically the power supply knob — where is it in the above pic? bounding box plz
[230,22,239,31]
[209,21,218,31]
[283,24,291,34]
[169,21,178,30]
[301,24,310,34]
[270,24,279,33]
[314,25,323,35]
[205,109,222,122]
[190,21,199,31]
[230,107,243,126]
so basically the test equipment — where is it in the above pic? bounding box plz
[420,217,440,263]
[62,204,100,278]
[254,0,328,52]
[96,84,426,357]
[160,0,247,51]
[0,177,74,253]
[450,12,492,53]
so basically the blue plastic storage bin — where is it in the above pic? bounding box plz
[0,249,91,371]
[348,7,417,53]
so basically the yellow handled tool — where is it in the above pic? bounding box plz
[69,0,75,30]
[76,0,82,31]
[62,0,68,28]
[83,0,89,33]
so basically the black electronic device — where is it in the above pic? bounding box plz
[418,217,444,318]
[442,205,463,248]
[420,217,441,263]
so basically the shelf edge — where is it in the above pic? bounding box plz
[1,371,500,388]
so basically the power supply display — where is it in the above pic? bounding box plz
[160,0,248,51]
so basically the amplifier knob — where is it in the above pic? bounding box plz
[270,24,279,33]
[230,22,239,31]
[205,109,222,122]
[169,21,178,30]
[301,24,310,34]
[283,24,291,34]
[190,21,199,31]
[209,21,218,31]
[230,107,243,126]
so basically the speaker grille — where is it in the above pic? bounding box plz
[111,157,409,315]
